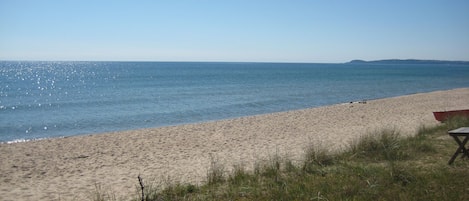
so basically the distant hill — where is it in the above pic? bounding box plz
[348,59,469,65]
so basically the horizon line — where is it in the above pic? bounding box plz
[1,58,469,64]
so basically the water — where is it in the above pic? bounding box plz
[1,61,469,143]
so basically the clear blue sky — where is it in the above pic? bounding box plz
[1,0,468,63]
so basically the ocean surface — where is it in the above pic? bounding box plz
[1,61,469,143]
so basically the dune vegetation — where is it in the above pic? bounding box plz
[95,117,469,201]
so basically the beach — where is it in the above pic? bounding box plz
[1,88,469,201]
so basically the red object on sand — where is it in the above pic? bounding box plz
[433,109,469,122]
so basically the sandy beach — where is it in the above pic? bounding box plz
[1,88,468,200]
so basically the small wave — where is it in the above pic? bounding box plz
[1,136,64,144]
[4,138,35,144]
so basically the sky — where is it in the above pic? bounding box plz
[1,0,469,63]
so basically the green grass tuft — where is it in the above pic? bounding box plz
[206,155,225,185]
[348,129,407,161]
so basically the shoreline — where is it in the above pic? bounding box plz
[0,98,374,145]
[0,89,459,145]
[1,88,469,200]
[0,100,388,145]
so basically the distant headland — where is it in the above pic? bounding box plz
[348,59,469,65]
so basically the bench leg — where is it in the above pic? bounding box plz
[449,150,460,165]
[448,136,469,165]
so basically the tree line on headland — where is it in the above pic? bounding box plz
[348,59,469,65]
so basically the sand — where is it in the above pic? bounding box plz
[1,88,469,200]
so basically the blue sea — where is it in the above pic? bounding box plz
[1,61,469,143]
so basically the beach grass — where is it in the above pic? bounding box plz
[97,117,469,201]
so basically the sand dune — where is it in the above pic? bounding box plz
[1,88,468,200]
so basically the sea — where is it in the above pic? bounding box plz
[1,61,469,143]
